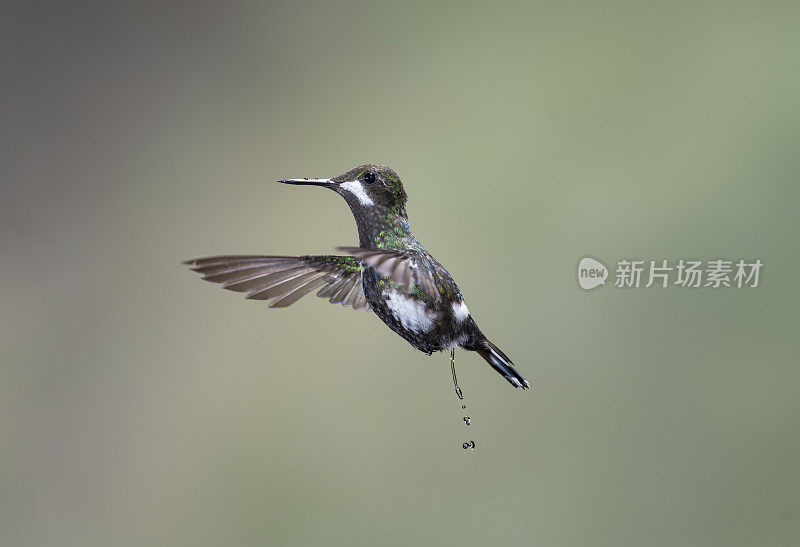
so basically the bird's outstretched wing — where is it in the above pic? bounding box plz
[336,247,441,302]
[183,255,369,310]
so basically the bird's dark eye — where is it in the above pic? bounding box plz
[363,172,376,184]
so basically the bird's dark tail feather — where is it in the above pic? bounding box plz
[476,340,530,389]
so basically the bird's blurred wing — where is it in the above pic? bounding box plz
[336,247,441,302]
[183,255,369,310]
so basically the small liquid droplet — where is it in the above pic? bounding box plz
[463,416,471,426]
[450,348,464,400]
[462,440,476,450]
[462,404,466,409]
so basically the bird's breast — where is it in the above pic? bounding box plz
[382,289,435,333]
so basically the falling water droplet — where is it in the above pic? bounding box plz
[450,349,476,451]
[450,348,464,400]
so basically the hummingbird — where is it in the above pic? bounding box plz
[184,164,530,389]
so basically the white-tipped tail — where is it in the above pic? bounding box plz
[476,340,530,389]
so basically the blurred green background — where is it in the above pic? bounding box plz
[2,2,799,546]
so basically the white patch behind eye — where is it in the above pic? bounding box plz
[339,180,374,206]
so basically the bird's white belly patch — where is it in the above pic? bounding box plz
[339,180,374,206]
[452,301,469,322]
[384,290,434,333]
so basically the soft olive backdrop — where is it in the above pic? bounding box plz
[3,2,799,546]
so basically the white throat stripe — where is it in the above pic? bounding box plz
[339,180,374,206]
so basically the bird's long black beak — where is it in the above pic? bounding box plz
[278,178,336,187]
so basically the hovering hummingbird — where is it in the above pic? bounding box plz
[184,164,530,389]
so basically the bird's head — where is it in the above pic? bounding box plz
[280,164,407,216]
